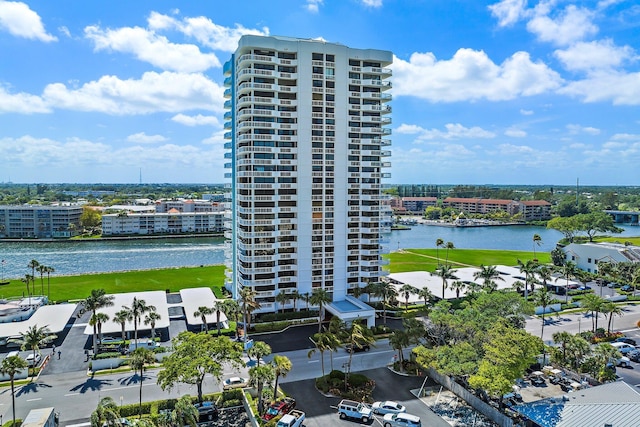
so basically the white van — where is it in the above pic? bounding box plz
[128,339,158,352]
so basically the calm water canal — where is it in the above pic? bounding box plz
[0,225,637,280]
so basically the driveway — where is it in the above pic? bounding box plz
[280,367,451,427]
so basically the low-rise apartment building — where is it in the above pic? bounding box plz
[562,242,640,273]
[0,204,82,238]
[102,210,225,236]
[442,197,551,221]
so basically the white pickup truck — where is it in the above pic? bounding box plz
[276,409,305,427]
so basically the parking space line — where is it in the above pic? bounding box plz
[65,393,80,397]
[26,398,42,402]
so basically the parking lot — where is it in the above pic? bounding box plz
[280,368,452,427]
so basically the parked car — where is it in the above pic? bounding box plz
[611,342,635,354]
[345,344,370,353]
[223,376,248,390]
[608,282,621,288]
[25,352,41,367]
[372,401,406,415]
[6,351,19,359]
[262,397,296,421]
[577,285,592,291]
[615,337,637,346]
[99,336,123,344]
[627,349,640,362]
[194,401,218,422]
[382,412,422,427]
[621,284,634,292]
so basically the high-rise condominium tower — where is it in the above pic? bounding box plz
[224,35,392,324]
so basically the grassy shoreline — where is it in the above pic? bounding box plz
[0,265,226,302]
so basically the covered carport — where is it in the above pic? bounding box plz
[0,303,77,341]
[180,287,228,331]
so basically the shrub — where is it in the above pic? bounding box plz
[120,402,152,417]
[222,399,242,408]
[221,389,243,402]
[94,352,124,360]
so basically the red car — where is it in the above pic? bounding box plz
[261,397,296,421]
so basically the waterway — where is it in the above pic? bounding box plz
[0,225,637,280]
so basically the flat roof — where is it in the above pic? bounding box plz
[83,291,170,335]
[0,303,77,338]
[388,265,572,301]
[180,288,227,326]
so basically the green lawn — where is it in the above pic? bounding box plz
[594,235,640,246]
[384,249,551,274]
[0,248,551,301]
[1,265,226,302]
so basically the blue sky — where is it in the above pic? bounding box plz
[0,0,639,185]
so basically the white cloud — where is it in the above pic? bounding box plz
[361,0,383,7]
[85,25,220,72]
[558,70,640,105]
[393,49,562,102]
[520,109,534,115]
[488,0,528,27]
[505,128,527,137]
[0,85,50,114]
[397,123,495,140]
[126,132,168,144]
[147,12,269,52]
[171,114,220,127]
[527,4,598,46]
[202,130,226,145]
[554,39,636,72]
[0,135,223,172]
[306,0,323,13]
[611,133,640,141]
[566,124,600,135]
[58,26,70,38]
[42,71,225,115]
[0,0,56,42]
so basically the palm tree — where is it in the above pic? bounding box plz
[417,287,434,307]
[239,287,261,337]
[272,355,292,399]
[129,347,156,418]
[124,297,156,349]
[249,364,275,415]
[310,288,332,333]
[144,311,162,340]
[389,329,410,370]
[113,309,132,341]
[367,281,397,324]
[193,306,213,333]
[275,291,291,313]
[21,274,34,299]
[212,300,226,336]
[247,341,271,366]
[532,287,554,342]
[1,355,28,427]
[444,241,455,266]
[435,264,458,300]
[435,238,444,265]
[289,289,301,311]
[14,324,56,377]
[556,261,578,304]
[552,331,573,365]
[518,259,539,299]
[319,321,343,371]
[602,301,623,333]
[44,265,55,300]
[473,264,505,293]
[308,333,332,377]
[36,264,46,296]
[344,323,375,387]
[165,395,198,427]
[581,293,605,332]
[90,312,110,344]
[399,284,418,310]
[449,280,467,297]
[220,299,241,337]
[91,397,121,427]
[532,233,542,260]
[81,289,115,355]
[27,259,39,286]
